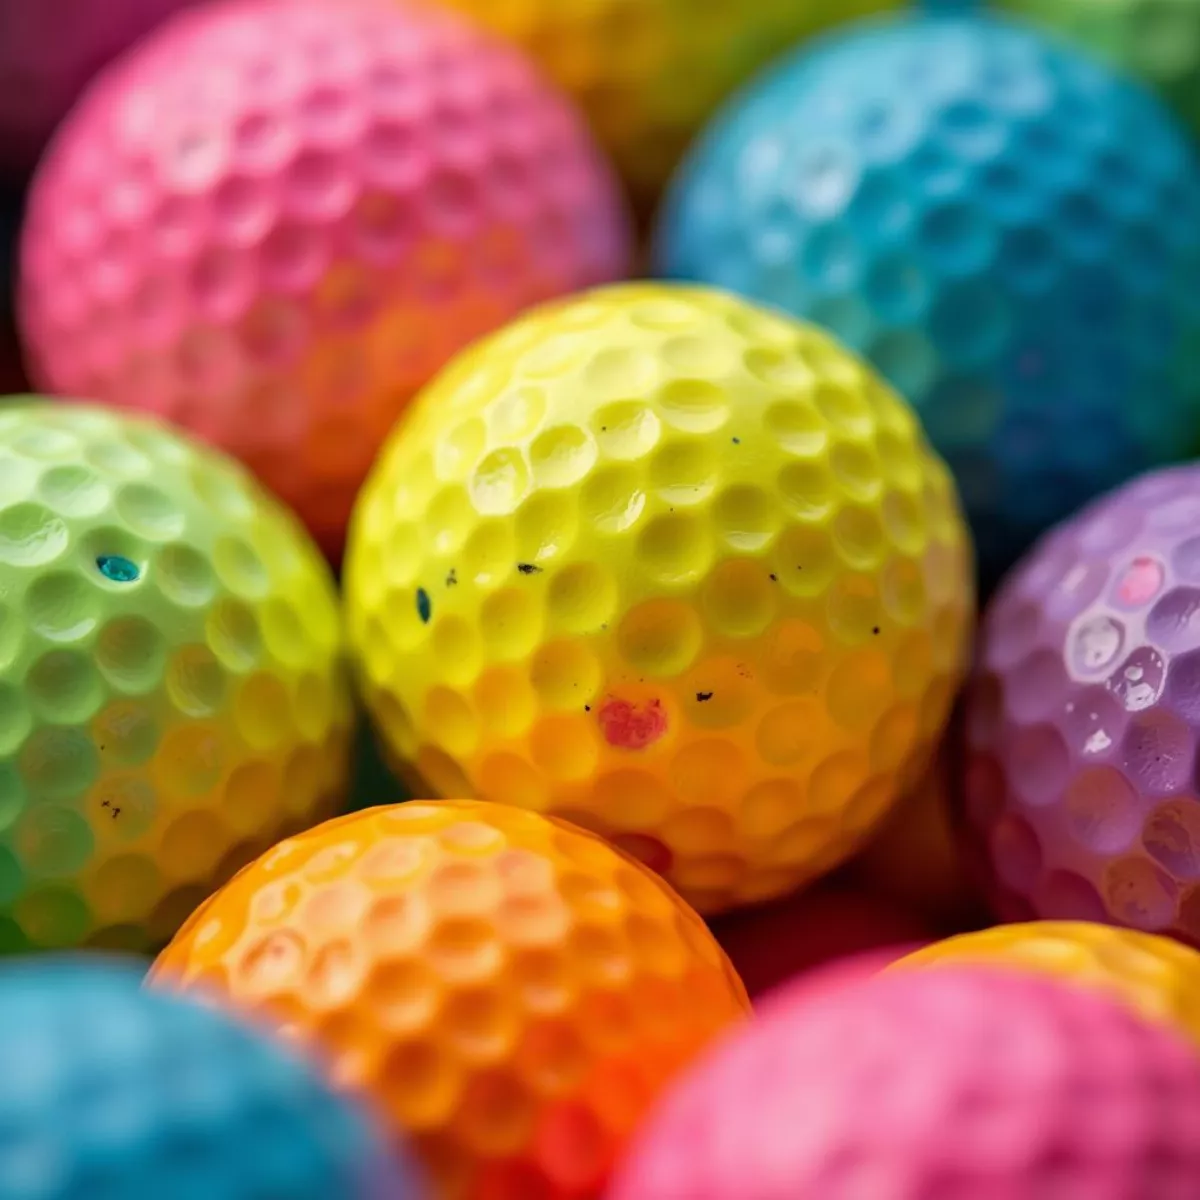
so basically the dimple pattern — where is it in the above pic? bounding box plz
[149,799,750,1200]
[1002,0,1200,140]
[344,283,974,914]
[0,0,201,173]
[654,13,1200,587]
[0,401,352,954]
[0,957,417,1200]
[965,463,1200,945]
[896,920,1200,1048]
[608,965,1200,1200]
[17,0,631,561]
[433,0,903,218]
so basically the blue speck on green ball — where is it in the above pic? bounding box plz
[0,958,425,1200]
[654,12,1200,588]
[96,554,139,583]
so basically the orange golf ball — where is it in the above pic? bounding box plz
[150,800,749,1198]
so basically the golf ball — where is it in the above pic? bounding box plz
[0,401,351,954]
[18,0,631,562]
[343,282,974,915]
[150,800,750,1200]
[0,0,201,175]
[432,0,904,218]
[896,920,1200,1048]
[654,13,1200,587]
[1001,0,1200,140]
[608,964,1200,1199]
[0,956,419,1200]
[965,463,1200,944]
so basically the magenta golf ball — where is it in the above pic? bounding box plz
[610,964,1200,1199]
[17,0,631,560]
[966,464,1200,944]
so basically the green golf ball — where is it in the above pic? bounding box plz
[0,400,353,954]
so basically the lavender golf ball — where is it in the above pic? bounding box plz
[966,463,1200,944]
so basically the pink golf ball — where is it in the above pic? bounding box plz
[18,0,631,560]
[609,965,1200,1199]
[0,0,202,174]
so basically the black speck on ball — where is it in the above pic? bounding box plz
[516,563,542,575]
[416,587,432,623]
[696,691,713,702]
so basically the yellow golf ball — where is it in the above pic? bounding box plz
[344,283,974,914]
[434,0,904,216]
[895,921,1200,1049]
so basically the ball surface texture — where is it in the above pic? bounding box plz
[150,799,750,1199]
[344,282,974,913]
[0,400,351,953]
[609,964,1200,1200]
[965,463,1200,945]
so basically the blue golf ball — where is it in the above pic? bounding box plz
[0,958,424,1200]
[654,14,1200,585]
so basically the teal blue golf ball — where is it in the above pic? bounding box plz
[0,957,424,1200]
[655,14,1200,586]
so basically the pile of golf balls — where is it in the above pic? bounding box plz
[8,0,1200,1197]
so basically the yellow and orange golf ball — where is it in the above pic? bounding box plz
[150,800,750,1198]
[894,920,1200,1049]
